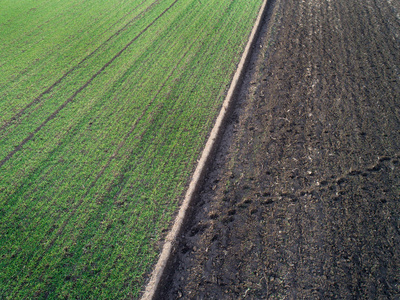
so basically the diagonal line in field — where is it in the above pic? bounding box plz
[0,0,161,133]
[141,0,271,297]
[0,0,179,169]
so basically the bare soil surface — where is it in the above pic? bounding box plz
[161,0,400,298]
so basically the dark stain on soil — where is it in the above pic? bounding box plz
[160,0,400,298]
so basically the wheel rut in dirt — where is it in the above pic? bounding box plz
[161,0,400,298]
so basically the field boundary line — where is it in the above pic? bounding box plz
[141,0,270,298]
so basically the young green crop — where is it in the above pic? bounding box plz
[0,0,263,298]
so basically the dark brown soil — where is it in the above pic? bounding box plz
[161,0,400,298]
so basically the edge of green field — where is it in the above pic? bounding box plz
[0,0,263,298]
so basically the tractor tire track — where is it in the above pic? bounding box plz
[0,0,162,133]
[0,0,179,169]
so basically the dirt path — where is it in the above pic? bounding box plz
[161,0,400,298]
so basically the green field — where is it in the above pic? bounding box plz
[0,0,263,298]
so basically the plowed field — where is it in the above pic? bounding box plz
[163,0,400,298]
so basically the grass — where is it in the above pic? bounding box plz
[0,0,263,298]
